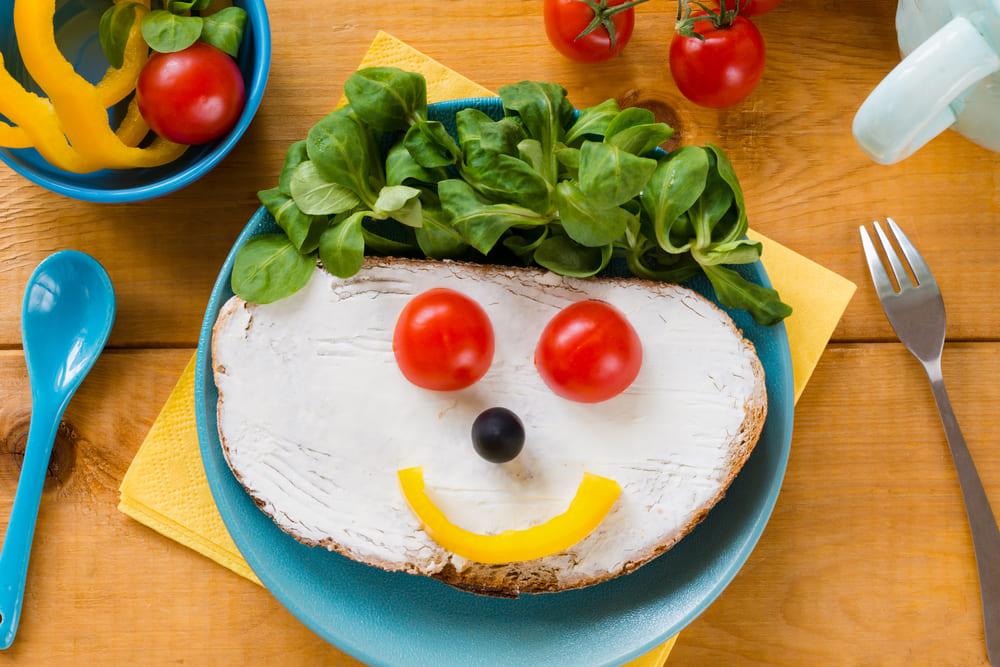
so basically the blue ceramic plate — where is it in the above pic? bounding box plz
[195,99,794,667]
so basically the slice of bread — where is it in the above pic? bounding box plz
[212,258,767,597]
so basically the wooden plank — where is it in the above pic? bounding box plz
[1,0,997,347]
[1,343,998,664]
[675,341,1000,665]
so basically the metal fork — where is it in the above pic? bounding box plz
[861,218,1000,666]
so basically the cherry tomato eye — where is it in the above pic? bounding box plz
[393,288,495,391]
[535,300,642,403]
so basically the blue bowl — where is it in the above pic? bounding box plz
[194,98,795,666]
[0,0,270,203]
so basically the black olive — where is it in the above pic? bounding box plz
[471,407,525,464]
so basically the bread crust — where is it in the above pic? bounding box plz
[212,257,768,597]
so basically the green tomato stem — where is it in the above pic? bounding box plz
[574,0,650,50]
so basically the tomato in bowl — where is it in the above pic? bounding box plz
[0,0,270,203]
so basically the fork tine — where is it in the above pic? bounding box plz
[886,218,932,285]
[873,220,914,290]
[859,225,896,299]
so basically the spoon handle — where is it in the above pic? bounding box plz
[0,405,62,650]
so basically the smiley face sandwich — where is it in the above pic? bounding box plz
[212,258,766,597]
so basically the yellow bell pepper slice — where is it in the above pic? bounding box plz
[0,122,32,149]
[0,0,150,150]
[93,4,150,107]
[116,98,150,147]
[398,467,621,564]
[0,54,101,172]
[13,0,186,169]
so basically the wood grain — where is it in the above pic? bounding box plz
[0,0,997,347]
[1,344,998,665]
[2,0,1000,664]
[674,342,1000,666]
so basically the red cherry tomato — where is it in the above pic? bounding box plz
[535,300,642,403]
[669,15,765,108]
[543,0,642,63]
[137,42,246,145]
[393,288,495,391]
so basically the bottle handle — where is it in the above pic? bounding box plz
[853,16,1000,164]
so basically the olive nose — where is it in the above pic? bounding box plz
[471,407,525,463]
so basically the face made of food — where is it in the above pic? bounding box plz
[212,259,766,593]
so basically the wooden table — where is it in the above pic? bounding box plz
[1,0,999,664]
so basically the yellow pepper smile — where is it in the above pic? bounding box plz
[397,467,621,564]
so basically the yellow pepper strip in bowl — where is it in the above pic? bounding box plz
[93,5,150,107]
[115,99,150,148]
[12,0,186,169]
[0,0,150,150]
[0,123,32,149]
[398,467,622,564]
[0,54,102,172]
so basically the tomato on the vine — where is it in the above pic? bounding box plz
[670,7,765,108]
[393,288,495,392]
[543,0,648,63]
[535,300,642,403]
[137,42,246,145]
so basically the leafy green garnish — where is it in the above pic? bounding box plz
[564,99,620,146]
[98,2,142,69]
[234,67,791,325]
[344,68,428,131]
[703,264,792,326]
[534,234,612,278]
[289,161,359,216]
[201,6,248,58]
[439,179,549,255]
[459,141,551,213]
[307,108,383,208]
[415,199,469,259]
[607,121,674,156]
[373,185,423,228]
[141,10,202,53]
[555,181,631,248]
[167,0,212,12]
[102,0,247,57]
[231,234,316,304]
[257,187,327,254]
[385,141,446,186]
[403,121,461,168]
[641,146,709,253]
[319,211,367,278]
[578,141,656,209]
[278,141,309,196]
[498,81,567,186]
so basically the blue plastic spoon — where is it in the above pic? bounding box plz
[0,251,115,649]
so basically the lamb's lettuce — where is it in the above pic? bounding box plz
[232,67,791,325]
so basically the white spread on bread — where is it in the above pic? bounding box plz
[212,259,766,594]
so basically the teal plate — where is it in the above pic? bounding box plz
[195,98,794,667]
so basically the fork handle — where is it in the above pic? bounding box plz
[926,362,1000,666]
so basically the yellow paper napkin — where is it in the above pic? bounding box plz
[119,31,856,666]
